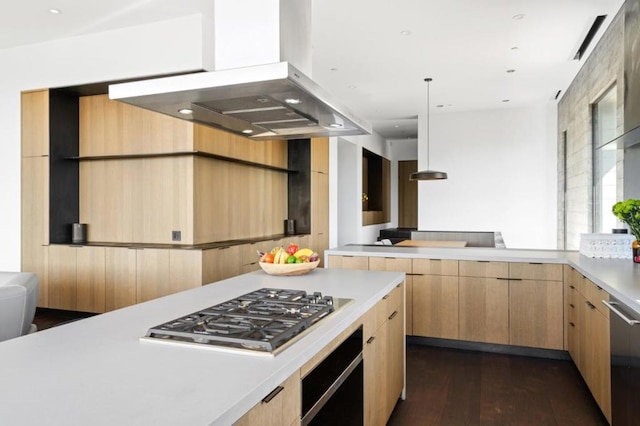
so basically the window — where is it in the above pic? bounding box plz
[592,84,621,233]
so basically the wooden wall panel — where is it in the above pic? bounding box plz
[193,158,287,244]
[79,94,193,156]
[193,124,287,168]
[21,90,49,157]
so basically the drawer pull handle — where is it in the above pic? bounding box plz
[477,260,490,263]
[585,301,596,310]
[388,311,398,320]
[569,303,575,308]
[496,277,509,281]
[367,336,376,344]
[262,386,284,404]
[569,322,575,327]
[509,278,523,281]
[382,295,389,300]
[528,262,543,265]
[569,285,575,289]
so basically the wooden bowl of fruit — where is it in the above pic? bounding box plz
[258,244,320,276]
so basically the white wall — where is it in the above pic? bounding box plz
[417,104,558,249]
[0,15,211,271]
[331,132,396,246]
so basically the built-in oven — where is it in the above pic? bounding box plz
[301,326,363,425]
[602,297,640,425]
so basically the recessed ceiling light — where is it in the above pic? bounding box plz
[330,67,338,71]
[400,30,412,36]
[348,85,357,89]
[512,14,525,20]
[511,46,519,50]
[49,8,61,14]
[242,129,253,134]
[178,108,193,115]
[285,98,301,105]
[506,69,516,73]
[394,125,400,128]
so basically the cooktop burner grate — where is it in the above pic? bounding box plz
[144,288,337,353]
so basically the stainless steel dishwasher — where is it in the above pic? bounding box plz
[602,297,640,425]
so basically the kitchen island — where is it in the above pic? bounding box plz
[0,268,405,425]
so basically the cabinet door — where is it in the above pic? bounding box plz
[583,302,611,422]
[136,249,170,303]
[369,257,412,273]
[48,245,78,310]
[21,156,49,307]
[105,247,137,311]
[412,274,459,339]
[566,283,582,368]
[405,275,413,336]
[459,260,508,278]
[385,300,405,421]
[169,249,203,293]
[326,255,369,270]
[509,279,563,350]
[76,246,106,313]
[459,277,509,344]
[202,246,242,285]
[364,319,384,426]
[234,371,301,426]
[310,137,329,173]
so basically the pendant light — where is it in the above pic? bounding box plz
[410,78,448,180]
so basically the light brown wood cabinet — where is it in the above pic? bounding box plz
[48,245,106,312]
[508,263,563,350]
[234,371,301,426]
[458,261,510,344]
[412,259,459,339]
[21,91,50,307]
[564,267,611,423]
[310,171,329,267]
[364,282,405,425]
[327,255,370,270]
[105,247,137,311]
[369,257,411,334]
[203,246,242,285]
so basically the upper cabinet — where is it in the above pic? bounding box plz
[311,137,329,174]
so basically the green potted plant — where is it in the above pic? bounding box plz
[612,199,640,263]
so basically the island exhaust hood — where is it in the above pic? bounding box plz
[108,61,371,140]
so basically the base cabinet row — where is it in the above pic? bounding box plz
[45,235,312,313]
[328,255,563,350]
[565,266,611,423]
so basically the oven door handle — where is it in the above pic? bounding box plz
[602,300,640,325]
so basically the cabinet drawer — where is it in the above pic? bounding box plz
[459,260,508,278]
[584,278,610,318]
[412,258,458,276]
[567,267,585,295]
[566,286,579,324]
[377,282,404,327]
[509,262,563,281]
[369,257,412,273]
[327,255,369,270]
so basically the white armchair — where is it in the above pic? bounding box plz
[0,272,38,343]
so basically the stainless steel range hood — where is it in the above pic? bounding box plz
[108,62,371,140]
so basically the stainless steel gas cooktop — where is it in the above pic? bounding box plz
[141,288,352,356]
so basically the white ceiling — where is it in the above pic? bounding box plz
[1,0,625,139]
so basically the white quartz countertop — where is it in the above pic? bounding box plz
[0,268,404,426]
[326,245,640,315]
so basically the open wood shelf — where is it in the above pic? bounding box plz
[69,150,297,174]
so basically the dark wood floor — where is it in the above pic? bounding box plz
[33,308,96,331]
[389,344,608,426]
